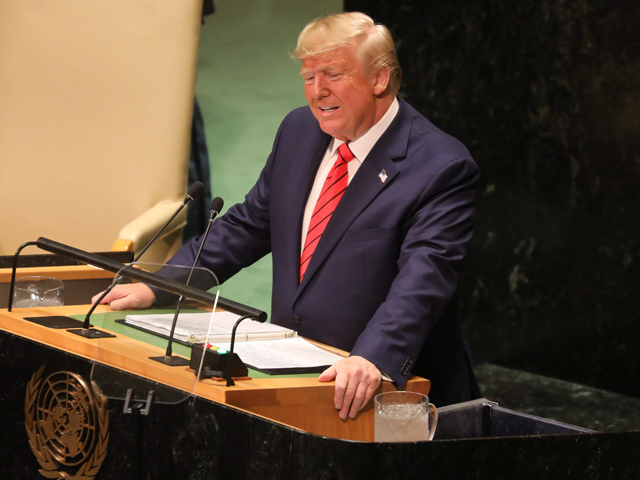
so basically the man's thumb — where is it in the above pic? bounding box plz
[318,365,337,382]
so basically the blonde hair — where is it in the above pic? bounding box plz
[292,12,402,96]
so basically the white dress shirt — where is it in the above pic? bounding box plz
[300,97,400,251]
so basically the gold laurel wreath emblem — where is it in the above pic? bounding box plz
[25,367,110,480]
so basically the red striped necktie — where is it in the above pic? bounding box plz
[300,142,355,282]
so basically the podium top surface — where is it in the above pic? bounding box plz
[0,304,430,442]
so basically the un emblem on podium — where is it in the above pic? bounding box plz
[25,367,109,479]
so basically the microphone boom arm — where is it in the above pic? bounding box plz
[35,237,267,321]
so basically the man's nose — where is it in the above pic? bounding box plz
[310,78,329,98]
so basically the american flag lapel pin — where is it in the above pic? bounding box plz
[378,169,388,183]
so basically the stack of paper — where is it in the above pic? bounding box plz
[122,311,345,373]
[124,311,295,344]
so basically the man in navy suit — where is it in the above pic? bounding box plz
[97,12,481,418]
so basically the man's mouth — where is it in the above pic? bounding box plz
[319,106,339,112]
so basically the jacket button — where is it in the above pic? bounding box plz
[293,315,302,324]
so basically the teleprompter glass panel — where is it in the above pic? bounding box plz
[89,263,221,405]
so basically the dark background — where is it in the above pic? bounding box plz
[345,0,640,397]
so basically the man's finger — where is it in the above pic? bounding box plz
[109,299,126,311]
[348,380,370,418]
[318,365,337,382]
[338,372,360,419]
[318,356,383,419]
[333,371,349,411]
[91,290,108,305]
[363,379,379,410]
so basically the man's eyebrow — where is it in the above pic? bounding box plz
[301,65,342,77]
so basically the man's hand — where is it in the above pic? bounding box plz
[318,356,381,420]
[91,283,156,311]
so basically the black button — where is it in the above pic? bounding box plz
[293,315,301,324]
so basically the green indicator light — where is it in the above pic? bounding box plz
[217,349,228,355]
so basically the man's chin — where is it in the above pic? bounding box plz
[316,121,348,141]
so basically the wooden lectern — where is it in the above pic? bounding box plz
[2,266,640,478]
[0,260,434,479]
[0,304,430,442]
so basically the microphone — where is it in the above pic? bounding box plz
[224,313,265,386]
[134,181,205,262]
[193,313,266,386]
[150,197,224,366]
[70,182,205,339]
[185,181,205,203]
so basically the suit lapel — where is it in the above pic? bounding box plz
[296,99,413,297]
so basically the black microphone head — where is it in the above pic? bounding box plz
[210,197,224,215]
[186,181,205,202]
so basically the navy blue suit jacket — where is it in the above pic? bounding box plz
[162,98,480,406]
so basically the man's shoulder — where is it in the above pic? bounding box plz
[398,98,474,163]
[281,105,319,131]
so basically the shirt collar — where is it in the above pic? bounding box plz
[329,97,400,164]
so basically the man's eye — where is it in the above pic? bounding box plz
[304,76,314,83]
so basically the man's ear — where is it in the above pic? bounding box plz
[373,66,391,95]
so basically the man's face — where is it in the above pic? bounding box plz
[301,46,384,142]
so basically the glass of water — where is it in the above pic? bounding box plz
[13,276,64,308]
[374,391,438,442]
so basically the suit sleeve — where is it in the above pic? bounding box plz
[151,124,283,304]
[349,156,479,385]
